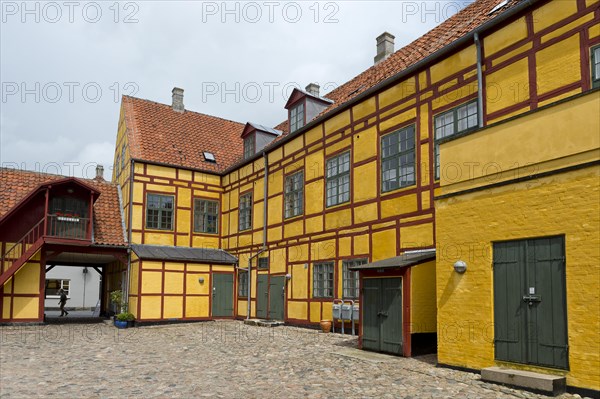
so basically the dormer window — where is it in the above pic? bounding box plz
[289,102,305,133]
[203,152,216,163]
[241,122,282,160]
[244,135,255,159]
[285,85,333,134]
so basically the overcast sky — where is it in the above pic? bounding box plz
[1,0,473,179]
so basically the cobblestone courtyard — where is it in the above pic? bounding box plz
[0,320,583,398]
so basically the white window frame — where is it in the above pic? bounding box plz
[45,279,71,298]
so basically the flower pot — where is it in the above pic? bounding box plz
[114,320,128,329]
[127,320,135,328]
[320,320,332,333]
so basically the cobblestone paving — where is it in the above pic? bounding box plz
[0,320,586,398]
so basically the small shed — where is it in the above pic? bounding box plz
[350,249,437,357]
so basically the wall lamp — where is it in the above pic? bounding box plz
[198,277,205,284]
[453,260,467,274]
[285,273,292,280]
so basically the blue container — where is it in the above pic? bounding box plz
[114,320,128,329]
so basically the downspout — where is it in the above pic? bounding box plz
[124,160,134,305]
[246,151,269,320]
[474,32,484,128]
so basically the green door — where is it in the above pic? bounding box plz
[268,276,285,321]
[362,278,403,355]
[256,274,268,319]
[212,273,234,317]
[494,236,568,369]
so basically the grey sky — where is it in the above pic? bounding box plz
[1,0,473,179]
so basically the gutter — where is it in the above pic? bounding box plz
[221,0,539,175]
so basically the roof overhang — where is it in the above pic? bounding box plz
[131,244,238,264]
[284,88,333,109]
[349,250,436,271]
[241,122,282,139]
[0,176,101,226]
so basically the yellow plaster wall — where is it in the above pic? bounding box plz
[410,260,436,333]
[436,167,599,390]
[440,92,600,193]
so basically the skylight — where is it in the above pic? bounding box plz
[203,152,216,163]
[488,0,509,15]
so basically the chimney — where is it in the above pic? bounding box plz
[305,83,320,97]
[95,164,104,180]
[172,87,184,113]
[374,32,395,65]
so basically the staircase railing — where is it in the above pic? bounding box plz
[0,218,45,276]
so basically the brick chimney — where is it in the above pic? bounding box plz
[305,83,320,97]
[172,87,184,113]
[374,32,395,65]
[95,164,104,181]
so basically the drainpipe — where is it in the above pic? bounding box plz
[124,160,134,305]
[262,151,268,252]
[245,152,269,320]
[474,32,484,128]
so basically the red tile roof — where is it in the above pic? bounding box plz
[122,96,246,173]
[124,0,525,173]
[272,0,523,134]
[0,168,126,246]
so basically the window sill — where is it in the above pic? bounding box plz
[380,183,416,197]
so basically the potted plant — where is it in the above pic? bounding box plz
[110,290,123,318]
[115,312,130,329]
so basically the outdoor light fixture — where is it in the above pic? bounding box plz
[453,260,467,274]
[82,267,88,274]
[198,277,205,283]
[285,273,292,280]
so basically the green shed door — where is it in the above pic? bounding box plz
[212,273,234,317]
[494,236,568,370]
[380,278,403,354]
[268,276,285,321]
[362,278,403,355]
[362,278,381,352]
[256,274,268,319]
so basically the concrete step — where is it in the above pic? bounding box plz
[481,366,566,396]
[243,319,284,328]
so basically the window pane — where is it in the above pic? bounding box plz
[284,171,304,218]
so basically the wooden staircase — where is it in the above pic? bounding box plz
[0,218,45,287]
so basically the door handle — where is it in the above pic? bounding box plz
[377,311,389,317]
[522,295,541,306]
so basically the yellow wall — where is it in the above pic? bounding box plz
[410,260,436,334]
[1,250,42,321]
[436,166,600,390]
[440,92,600,194]
[135,260,233,321]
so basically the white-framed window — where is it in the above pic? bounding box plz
[313,262,334,298]
[239,192,253,231]
[342,259,366,299]
[284,171,304,219]
[244,135,255,159]
[326,151,351,207]
[381,125,416,192]
[146,194,174,230]
[434,100,479,179]
[193,199,219,234]
[45,279,70,297]
[290,102,305,133]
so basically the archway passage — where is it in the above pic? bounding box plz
[43,248,127,324]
